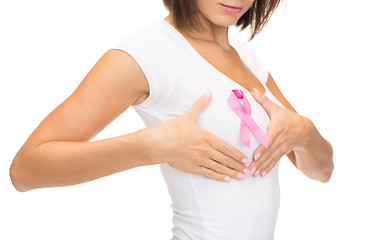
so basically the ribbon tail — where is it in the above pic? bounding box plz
[247,120,269,149]
[240,120,250,148]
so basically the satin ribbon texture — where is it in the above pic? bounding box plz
[228,89,268,149]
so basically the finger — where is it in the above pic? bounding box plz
[253,156,274,177]
[250,135,287,177]
[249,144,267,177]
[257,152,283,177]
[258,141,289,177]
[252,144,267,162]
[252,120,279,162]
[249,131,282,171]
[260,162,276,177]
[206,131,249,164]
[196,166,234,182]
[249,132,283,176]
[207,146,250,175]
[183,90,212,123]
[200,158,247,180]
[249,124,279,176]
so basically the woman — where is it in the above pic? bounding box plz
[10,0,334,239]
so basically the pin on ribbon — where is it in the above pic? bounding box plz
[228,89,268,149]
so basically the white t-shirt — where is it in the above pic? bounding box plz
[110,19,285,240]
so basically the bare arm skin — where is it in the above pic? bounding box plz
[9,49,156,192]
[10,49,250,192]
[266,73,334,182]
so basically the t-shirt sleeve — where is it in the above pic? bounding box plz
[108,33,159,107]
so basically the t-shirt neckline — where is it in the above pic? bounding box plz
[160,19,267,97]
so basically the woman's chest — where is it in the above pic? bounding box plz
[181,37,267,96]
[156,65,271,156]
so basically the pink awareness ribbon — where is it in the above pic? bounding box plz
[228,89,268,149]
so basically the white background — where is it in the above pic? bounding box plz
[1,0,369,239]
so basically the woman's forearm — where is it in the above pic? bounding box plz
[10,127,158,192]
[293,119,334,183]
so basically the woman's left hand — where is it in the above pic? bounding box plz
[247,88,314,177]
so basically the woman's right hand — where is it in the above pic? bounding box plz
[149,90,251,182]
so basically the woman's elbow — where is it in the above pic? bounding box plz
[313,154,334,183]
[9,152,32,192]
[321,146,334,183]
[10,163,26,192]
[302,157,334,183]
[320,161,334,183]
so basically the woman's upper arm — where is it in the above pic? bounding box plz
[19,49,149,151]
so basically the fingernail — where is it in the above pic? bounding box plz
[254,152,261,161]
[242,157,249,164]
[224,176,232,182]
[254,170,260,177]
[202,90,212,99]
[252,88,260,96]
[237,172,246,180]
[243,168,251,176]
[250,167,256,175]
[261,171,266,177]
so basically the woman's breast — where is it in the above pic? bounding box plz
[158,83,281,239]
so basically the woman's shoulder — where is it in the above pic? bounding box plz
[108,21,175,108]
[111,20,164,48]
[109,20,174,66]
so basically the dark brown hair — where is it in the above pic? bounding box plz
[162,0,283,41]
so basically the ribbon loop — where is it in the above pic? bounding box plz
[228,89,268,149]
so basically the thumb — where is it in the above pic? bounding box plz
[183,90,212,122]
[251,88,276,119]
